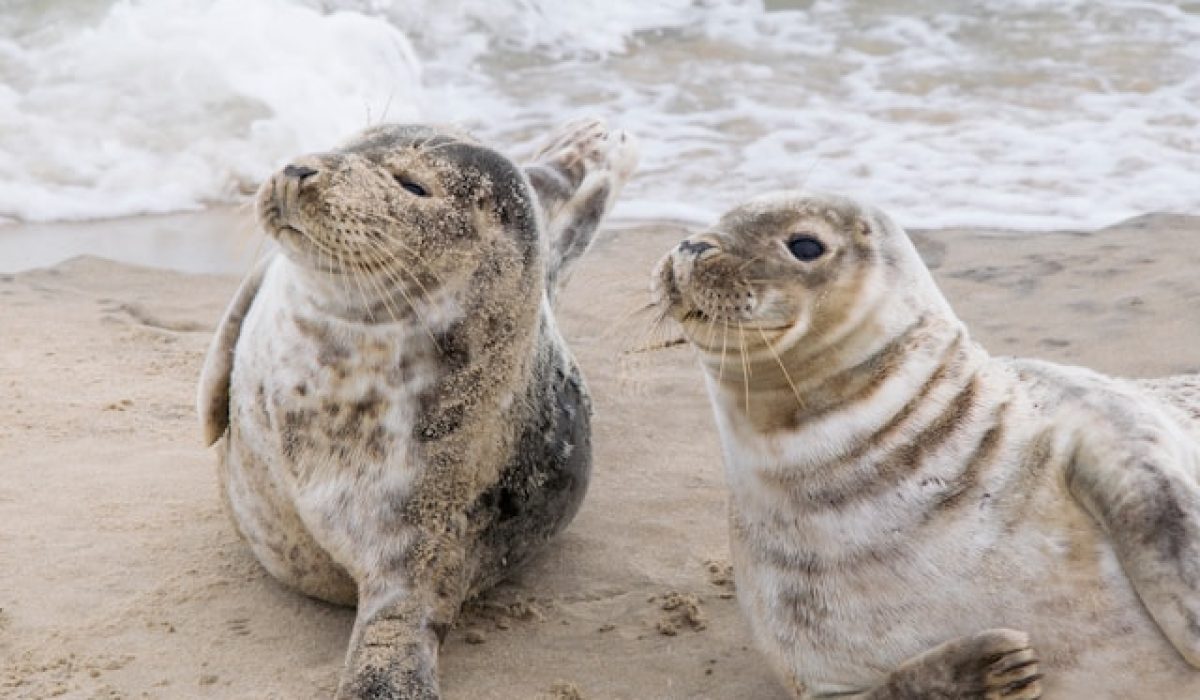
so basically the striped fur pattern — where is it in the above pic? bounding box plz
[652,191,1200,699]
[198,121,636,699]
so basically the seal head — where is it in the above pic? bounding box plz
[654,190,947,359]
[261,124,539,319]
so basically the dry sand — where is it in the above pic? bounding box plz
[2,212,1199,699]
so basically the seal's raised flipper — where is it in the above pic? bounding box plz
[812,629,1041,700]
[1065,399,1200,667]
[523,117,639,301]
[197,254,273,446]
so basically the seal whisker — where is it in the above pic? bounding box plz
[701,314,720,348]
[625,302,685,353]
[413,133,440,152]
[633,306,682,353]
[738,254,766,272]
[604,300,661,339]
[363,247,424,329]
[352,250,402,324]
[416,135,466,159]
[361,232,443,310]
[316,239,375,322]
[737,321,751,413]
[699,317,724,365]
[718,319,730,384]
[611,299,680,354]
[356,243,424,326]
[797,154,824,191]
[356,233,413,294]
[330,244,356,306]
[324,242,357,303]
[613,304,682,398]
[757,325,805,411]
[359,237,444,351]
[614,303,675,348]
[357,202,446,289]
[379,89,395,125]
[354,235,446,351]
[343,247,377,322]
[392,240,444,285]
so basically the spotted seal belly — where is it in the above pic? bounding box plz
[197,119,637,698]
[652,191,1200,699]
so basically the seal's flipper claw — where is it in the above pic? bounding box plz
[825,629,1042,700]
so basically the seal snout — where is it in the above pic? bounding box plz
[654,234,768,333]
[667,235,721,293]
[260,157,328,241]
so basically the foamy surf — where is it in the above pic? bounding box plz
[0,0,423,223]
[1,0,1198,230]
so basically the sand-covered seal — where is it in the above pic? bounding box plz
[198,119,637,698]
[651,191,1200,699]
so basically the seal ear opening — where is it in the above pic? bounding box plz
[197,256,273,446]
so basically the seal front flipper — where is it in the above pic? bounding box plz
[1064,401,1200,667]
[818,629,1042,700]
[196,254,274,446]
[522,117,639,300]
[799,630,1041,700]
[339,592,448,700]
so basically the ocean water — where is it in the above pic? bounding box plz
[1,0,1198,230]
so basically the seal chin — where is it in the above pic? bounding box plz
[688,319,798,358]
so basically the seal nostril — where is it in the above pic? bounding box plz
[678,240,715,256]
[283,164,319,182]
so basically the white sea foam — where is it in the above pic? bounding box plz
[1,0,1198,230]
[0,0,423,222]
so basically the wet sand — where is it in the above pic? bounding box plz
[1,211,1198,698]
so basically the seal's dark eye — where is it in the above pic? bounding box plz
[787,235,826,262]
[395,176,428,197]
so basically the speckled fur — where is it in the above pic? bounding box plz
[652,191,1200,699]
[198,121,636,698]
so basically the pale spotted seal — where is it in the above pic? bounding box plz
[197,118,637,698]
[651,191,1200,699]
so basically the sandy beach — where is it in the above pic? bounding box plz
[2,211,1199,699]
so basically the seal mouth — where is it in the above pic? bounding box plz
[674,303,793,336]
[264,219,361,276]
